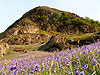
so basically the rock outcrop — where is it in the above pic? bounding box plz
[0,43,9,58]
[13,47,27,53]
[0,6,100,51]
[39,35,69,51]
[67,34,100,46]
[40,33,100,51]
[0,6,99,45]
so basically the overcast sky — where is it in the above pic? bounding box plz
[0,0,100,33]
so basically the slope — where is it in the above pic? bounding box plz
[0,6,100,51]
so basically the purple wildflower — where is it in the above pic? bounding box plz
[14,69,18,75]
[42,67,45,72]
[80,70,85,75]
[90,55,93,58]
[81,64,88,70]
[10,66,17,71]
[95,50,99,53]
[74,64,77,66]
[83,51,86,54]
[35,68,40,73]
[75,68,79,75]
[35,64,40,73]
[53,68,56,73]
[77,65,80,67]
[92,58,98,65]
[67,69,71,74]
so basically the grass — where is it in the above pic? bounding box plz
[39,30,50,35]
[0,43,43,66]
[51,31,61,35]
[9,43,42,50]
[1,52,22,60]
[0,42,100,74]
[64,33,95,41]
[0,43,43,61]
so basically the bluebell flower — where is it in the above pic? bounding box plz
[36,64,39,68]
[97,39,99,42]
[35,68,40,73]
[86,58,88,62]
[53,68,56,73]
[92,58,98,65]
[10,63,17,71]
[77,65,80,67]
[95,50,99,53]
[57,57,60,61]
[74,64,77,66]
[54,64,56,67]
[81,65,85,68]
[75,68,79,75]
[21,68,25,73]
[80,70,85,75]
[58,69,60,71]
[67,69,71,74]
[76,56,79,59]
[29,69,34,74]
[28,73,31,75]
[47,67,49,70]
[83,52,85,54]
[2,71,6,75]
[35,64,40,73]
[10,66,17,71]
[46,63,49,67]
[90,55,93,58]
[92,49,95,51]
[54,56,57,59]
[81,64,88,70]
[97,59,99,62]
[61,59,63,62]
[42,67,45,72]
[14,69,18,75]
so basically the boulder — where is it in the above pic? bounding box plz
[39,35,69,52]
[0,43,9,58]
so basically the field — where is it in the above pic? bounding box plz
[0,42,100,75]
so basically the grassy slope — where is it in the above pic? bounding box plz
[1,32,96,59]
[65,33,95,41]
[1,43,42,60]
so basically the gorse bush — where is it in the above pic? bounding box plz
[0,41,100,75]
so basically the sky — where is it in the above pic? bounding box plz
[0,0,100,33]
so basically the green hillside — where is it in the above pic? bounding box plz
[0,6,100,51]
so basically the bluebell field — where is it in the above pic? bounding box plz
[0,42,100,75]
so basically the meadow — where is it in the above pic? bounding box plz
[0,42,100,75]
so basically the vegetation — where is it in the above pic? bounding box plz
[2,6,100,35]
[0,6,100,52]
[0,42,100,74]
[25,6,100,33]
[0,6,100,75]
[64,33,95,41]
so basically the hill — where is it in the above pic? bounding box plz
[0,6,100,51]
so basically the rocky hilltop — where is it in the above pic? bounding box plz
[0,6,100,51]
